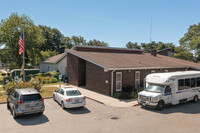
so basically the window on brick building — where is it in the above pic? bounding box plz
[116,72,122,91]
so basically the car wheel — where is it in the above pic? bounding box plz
[7,101,10,110]
[38,112,43,115]
[157,100,164,110]
[193,95,198,103]
[53,95,56,101]
[12,108,17,119]
[61,101,65,109]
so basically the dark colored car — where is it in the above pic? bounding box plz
[7,88,45,119]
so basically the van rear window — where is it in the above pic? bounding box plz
[20,94,42,101]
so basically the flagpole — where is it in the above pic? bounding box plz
[23,28,25,88]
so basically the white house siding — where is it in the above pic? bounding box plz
[57,57,67,75]
[39,56,67,75]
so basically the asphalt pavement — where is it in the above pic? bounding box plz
[0,98,200,133]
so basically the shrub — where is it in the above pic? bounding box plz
[47,70,58,76]
[1,73,6,76]
[7,73,10,76]
[122,85,133,93]
[113,92,139,99]
[29,77,42,92]
[3,80,16,94]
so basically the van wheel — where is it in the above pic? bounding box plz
[61,101,65,109]
[157,101,164,110]
[193,95,198,103]
[12,108,17,119]
[7,101,10,109]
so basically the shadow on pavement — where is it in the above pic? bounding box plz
[140,101,200,114]
[14,113,49,126]
[64,106,91,114]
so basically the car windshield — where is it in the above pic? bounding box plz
[66,90,81,96]
[20,94,42,101]
[145,84,165,93]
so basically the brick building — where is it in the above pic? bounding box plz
[66,46,200,96]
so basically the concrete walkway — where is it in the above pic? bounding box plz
[50,84,139,108]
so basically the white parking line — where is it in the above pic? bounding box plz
[44,101,60,113]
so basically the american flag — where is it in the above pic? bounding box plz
[18,31,24,55]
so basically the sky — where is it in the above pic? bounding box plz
[1,0,200,48]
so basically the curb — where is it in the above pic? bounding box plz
[0,102,6,104]
[85,96,104,105]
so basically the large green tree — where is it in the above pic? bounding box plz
[0,13,45,69]
[38,25,65,53]
[126,42,141,49]
[87,39,108,47]
[179,23,200,61]
[173,46,194,61]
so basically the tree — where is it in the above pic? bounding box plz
[126,42,141,49]
[141,41,159,53]
[87,39,108,47]
[63,37,74,49]
[0,13,45,69]
[173,46,194,61]
[156,42,175,52]
[179,23,200,60]
[39,25,65,53]
[40,50,58,61]
[71,35,86,45]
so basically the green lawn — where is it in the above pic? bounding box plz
[43,82,64,86]
[40,87,58,98]
[0,87,3,91]
[0,92,7,103]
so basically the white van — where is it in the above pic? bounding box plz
[138,71,200,110]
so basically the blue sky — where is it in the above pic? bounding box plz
[1,0,200,47]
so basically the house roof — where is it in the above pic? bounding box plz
[42,53,67,64]
[66,46,200,71]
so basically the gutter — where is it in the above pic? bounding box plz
[111,70,115,96]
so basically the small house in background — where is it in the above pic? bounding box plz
[157,48,174,57]
[39,53,67,75]
[66,45,200,96]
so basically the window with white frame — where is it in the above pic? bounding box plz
[135,71,140,87]
[116,72,122,91]
[165,70,168,72]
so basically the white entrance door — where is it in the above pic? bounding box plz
[116,72,122,91]
[135,71,140,88]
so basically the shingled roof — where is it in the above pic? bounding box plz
[42,53,67,64]
[66,46,200,71]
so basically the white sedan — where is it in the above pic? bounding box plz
[53,87,86,109]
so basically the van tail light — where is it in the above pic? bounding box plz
[66,99,72,102]
[83,96,86,100]
[17,100,24,104]
[40,98,44,101]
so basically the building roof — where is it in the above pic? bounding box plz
[66,46,200,71]
[42,53,67,64]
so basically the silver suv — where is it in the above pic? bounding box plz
[7,88,45,119]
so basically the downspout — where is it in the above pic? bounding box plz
[111,70,115,96]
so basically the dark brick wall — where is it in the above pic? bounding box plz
[67,53,79,86]
[78,58,86,86]
[113,68,187,93]
[86,61,111,95]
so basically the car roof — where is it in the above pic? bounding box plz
[61,87,78,91]
[16,88,39,95]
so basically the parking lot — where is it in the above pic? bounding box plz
[1,98,200,133]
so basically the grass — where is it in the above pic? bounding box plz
[43,82,64,86]
[0,86,58,103]
[40,87,58,98]
[0,87,3,91]
[0,92,7,103]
